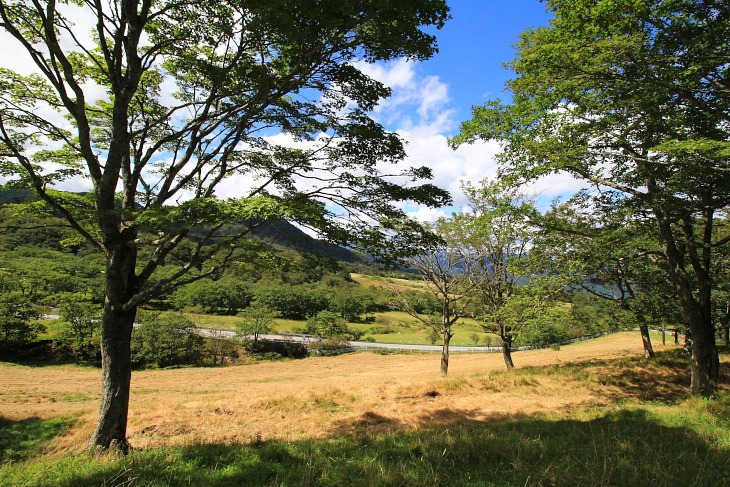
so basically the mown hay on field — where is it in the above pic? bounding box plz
[0,332,708,453]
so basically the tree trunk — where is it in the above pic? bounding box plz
[440,331,451,377]
[678,293,719,396]
[638,318,655,359]
[724,326,729,346]
[654,208,719,396]
[89,236,138,453]
[501,337,515,370]
[89,306,136,454]
[690,317,719,396]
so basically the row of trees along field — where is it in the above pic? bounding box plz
[0,184,708,383]
[0,0,727,455]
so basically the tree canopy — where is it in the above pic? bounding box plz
[0,0,451,452]
[452,0,729,395]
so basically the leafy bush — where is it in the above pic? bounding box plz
[426,328,440,345]
[368,325,395,335]
[304,310,348,338]
[131,312,204,368]
[0,293,43,351]
[254,285,328,320]
[55,301,101,363]
[308,336,351,354]
[204,330,240,365]
[244,339,308,358]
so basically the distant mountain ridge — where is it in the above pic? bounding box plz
[0,189,366,264]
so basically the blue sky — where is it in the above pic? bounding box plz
[340,0,580,220]
[420,0,554,125]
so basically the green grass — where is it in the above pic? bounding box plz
[189,310,491,346]
[0,415,76,464]
[2,395,729,486]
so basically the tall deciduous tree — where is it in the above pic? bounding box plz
[541,196,666,359]
[0,0,450,452]
[452,0,730,396]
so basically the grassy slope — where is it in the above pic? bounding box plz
[1,335,728,486]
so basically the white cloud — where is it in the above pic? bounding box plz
[396,128,584,219]
[358,59,453,133]
[356,59,585,220]
[357,58,416,88]
[407,206,448,224]
[417,76,450,119]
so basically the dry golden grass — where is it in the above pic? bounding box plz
[0,332,699,454]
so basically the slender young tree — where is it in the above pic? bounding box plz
[452,0,730,396]
[234,304,277,345]
[395,226,482,377]
[0,0,451,452]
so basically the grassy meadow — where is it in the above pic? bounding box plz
[189,309,491,347]
[1,332,728,486]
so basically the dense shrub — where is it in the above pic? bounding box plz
[254,285,328,320]
[244,339,308,358]
[0,293,43,351]
[304,310,348,338]
[131,312,204,368]
[172,278,253,314]
[308,336,352,354]
[54,301,101,363]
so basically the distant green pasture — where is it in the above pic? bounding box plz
[186,311,493,347]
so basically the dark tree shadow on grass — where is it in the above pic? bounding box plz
[0,415,75,463]
[8,407,728,487]
[519,348,729,404]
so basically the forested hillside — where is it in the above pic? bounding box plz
[1,188,642,371]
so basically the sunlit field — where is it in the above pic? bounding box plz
[2,332,728,486]
[0,332,688,449]
[189,310,492,346]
